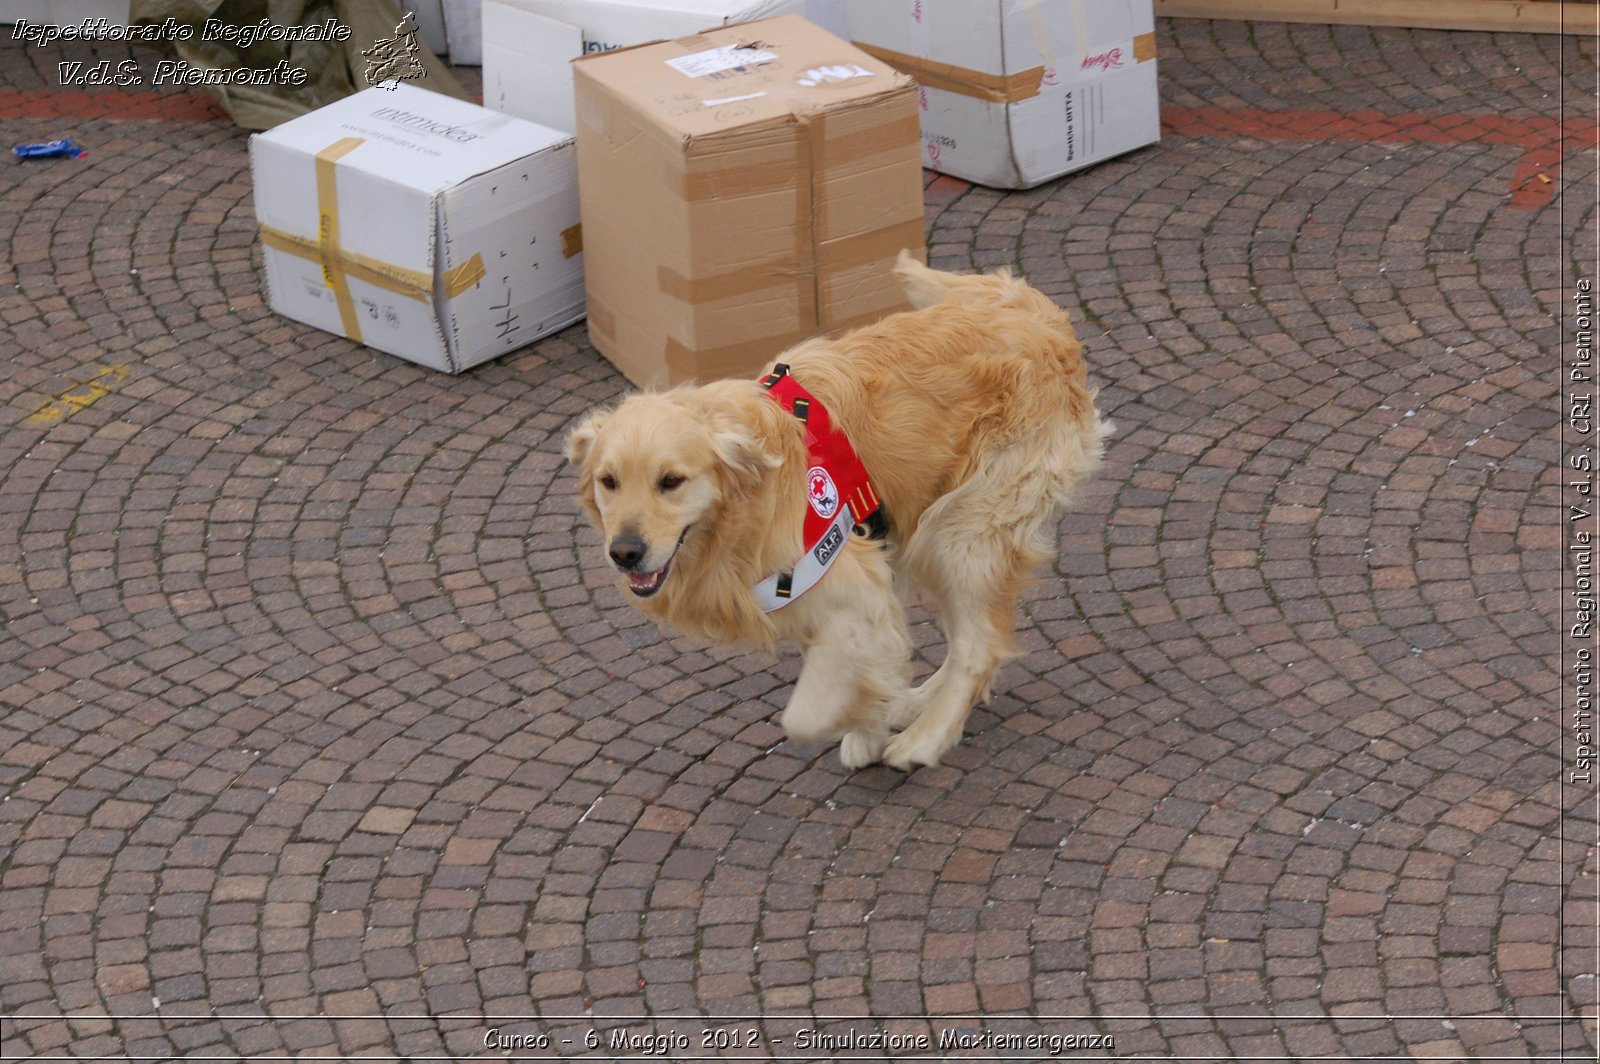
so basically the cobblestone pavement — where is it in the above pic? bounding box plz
[0,17,1595,1063]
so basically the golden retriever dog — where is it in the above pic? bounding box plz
[565,253,1111,770]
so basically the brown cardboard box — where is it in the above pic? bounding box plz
[574,13,927,387]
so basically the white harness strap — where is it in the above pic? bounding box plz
[752,509,853,613]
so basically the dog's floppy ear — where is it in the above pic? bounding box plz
[564,409,610,469]
[710,415,781,492]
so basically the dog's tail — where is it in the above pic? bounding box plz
[893,249,990,310]
[893,249,1076,341]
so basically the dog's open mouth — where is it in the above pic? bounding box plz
[626,562,671,598]
[621,527,689,598]
[614,524,691,598]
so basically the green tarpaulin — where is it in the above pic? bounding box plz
[129,0,471,129]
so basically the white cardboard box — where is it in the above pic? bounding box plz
[482,0,846,131]
[442,0,482,64]
[251,84,584,373]
[847,0,1160,189]
[411,0,450,57]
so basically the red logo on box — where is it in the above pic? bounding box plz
[1081,47,1125,72]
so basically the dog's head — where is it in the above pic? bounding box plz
[564,387,781,600]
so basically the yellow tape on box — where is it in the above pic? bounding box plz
[257,136,486,345]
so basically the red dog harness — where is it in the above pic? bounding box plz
[752,364,886,612]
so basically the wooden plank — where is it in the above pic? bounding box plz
[1155,0,1596,34]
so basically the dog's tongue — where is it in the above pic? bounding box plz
[628,569,661,593]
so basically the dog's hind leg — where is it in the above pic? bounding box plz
[882,538,1032,770]
[882,433,1093,770]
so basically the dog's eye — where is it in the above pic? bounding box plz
[599,474,618,491]
[659,473,685,492]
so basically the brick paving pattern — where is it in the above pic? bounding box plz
[0,18,1595,1063]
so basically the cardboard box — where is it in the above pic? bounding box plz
[573,14,926,388]
[442,0,482,64]
[847,0,1160,189]
[482,0,848,132]
[411,0,449,58]
[251,84,584,373]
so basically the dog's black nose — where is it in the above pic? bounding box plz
[609,535,647,570]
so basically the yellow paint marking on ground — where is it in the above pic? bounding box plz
[26,364,130,426]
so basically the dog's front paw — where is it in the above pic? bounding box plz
[839,727,887,770]
[882,722,956,771]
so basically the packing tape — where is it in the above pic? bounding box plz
[561,223,583,258]
[658,256,810,305]
[259,227,485,301]
[1070,0,1090,68]
[659,213,920,307]
[851,41,1045,105]
[681,105,921,222]
[443,255,488,297]
[822,300,915,336]
[664,326,815,384]
[816,217,926,274]
[665,93,920,382]
[662,294,918,383]
[802,98,919,266]
[808,110,921,170]
[1023,0,1062,78]
[681,148,805,202]
[796,112,818,335]
[853,30,1153,109]
[670,127,817,367]
[681,102,917,203]
[260,136,486,343]
[658,221,923,379]
[1044,7,1165,71]
[314,136,365,342]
